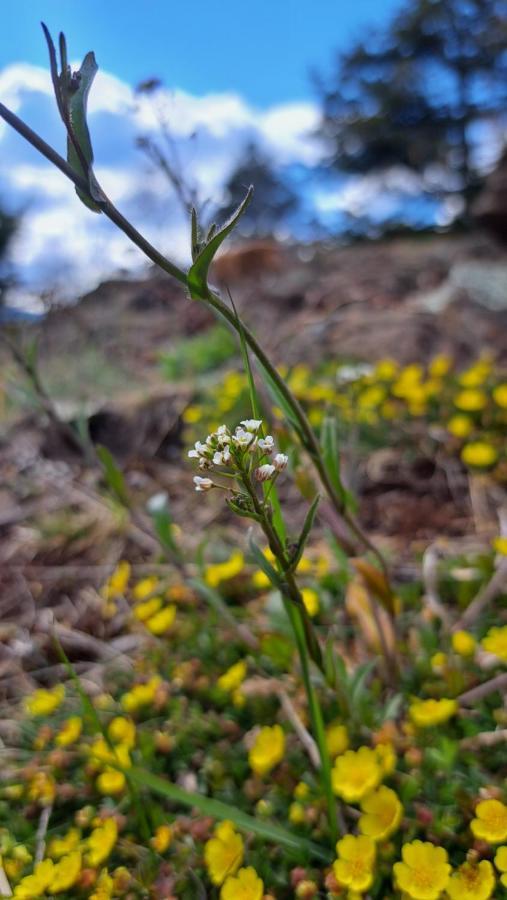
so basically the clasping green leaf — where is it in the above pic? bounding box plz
[187,186,253,299]
[42,23,102,212]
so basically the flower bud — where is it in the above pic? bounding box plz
[193,476,213,492]
[254,464,275,482]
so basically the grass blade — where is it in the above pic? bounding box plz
[127,766,331,862]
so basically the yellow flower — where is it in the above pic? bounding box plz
[458,360,492,387]
[145,604,176,635]
[376,742,396,775]
[493,383,507,409]
[430,651,447,673]
[493,536,507,555]
[409,698,458,728]
[252,569,270,589]
[55,716,82,747]
[108,716,136,748]
[96,769,126,795]
[87,818,118,867]
[249,725,285,777]
[331,746,382,802]
[121,676,162,712]
[333,834,376,893]
[133,576,159,600]
[375,358,399,380]
[429,354,452,377]
[301,588,320,617]
[218,660,247,693]
[481,625,507,662]
[233,688,246,708]
[48,828,81,858]
[49,850,82,893]
[205,551,244,588]
[447,414,473,438]
[151,824,172,853]
[13,858,54,898]
[89,868,114,900]
[204,821,244,885]
[325,722,349,758]
[28,771,56,805]
[24,684,65,716]
[452,630,476,657]
[289,802,305,825]
[393,840,450,899]
[359,786,403,841]
[454,389,488,412]
[461,441,498,468]
[133,596,163,621]
[358,386,386,409]
[220,865,264,900]
[446,860,495,900]
[494,846,507,889]
[471,799,507,843]
[101,560,130,600]
[294,781,310,800]
[88,736,131,770]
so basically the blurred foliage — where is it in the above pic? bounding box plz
[159,324,237,382]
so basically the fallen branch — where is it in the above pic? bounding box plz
[460,729,507,750]
[458,672,507,706]
[454,557,507,631]
[35,803,52,863]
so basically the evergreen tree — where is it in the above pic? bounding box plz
[0,204,17,307]
[317,0,507,220]
[214,142,299,237]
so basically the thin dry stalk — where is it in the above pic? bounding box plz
[35,804,52,863]
[458,672,507,706]
[455,557,507,631]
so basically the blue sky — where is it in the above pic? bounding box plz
[5,0,457,309]
[1,0,399,107]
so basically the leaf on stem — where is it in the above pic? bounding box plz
[248,533,284,590]
[289,495,320,572]
[41,23,102,212]
[320,415,347,507]
[187,187,253,299]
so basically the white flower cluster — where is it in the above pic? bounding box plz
[188,420,288,492]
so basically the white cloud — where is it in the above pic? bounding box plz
[0,62,322,305]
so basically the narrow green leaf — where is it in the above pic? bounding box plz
[187,186,253,299]
[320,415,346,505]
[148,500,179,557]
[96,445,129,507]
[126,765,331,862]
[190,207,200,261]
[349,659,377,708]
[53,633,103,736]
[41,24,65,120]
[290,495,320,572]
[206,222,217,242]
[67,49,101,211]
[248,534,284,590]
[269,483,287,545]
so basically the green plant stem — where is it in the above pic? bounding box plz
[283,598,339,844]
[241,474,338,844]
[0,101,390,583]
